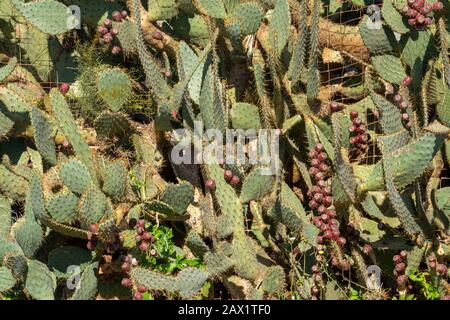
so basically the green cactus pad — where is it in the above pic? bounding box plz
[10,214,43,258]
[130,267,180,293]
[78,187,108,224]
[72,262,98,300]
[102,161,128,199]
[160,181,194,215]
[25,259,57,300]
[176,267,210,299]
[0,111,14,138]
[240,167,275,203]
[27,171,47,221]
[0,87,30,112]
[196,0,226,18]
[94,111,133,140]
[50,89,98,182]
[382,0,410,34]
[204,251,233,276]
[11,0,71,35]
[48,245,93,279]
[46,191,79,224]
[186,230,210,258]
[30,107,57,165]
[228,2,263,35]
[268,0,290,57]
[0,57,17,82]
[230,102,262,130]
[3,253,28,281]
[0,196,11,238]
[59,159,93,195]
[371,55,407,85]
[0,266,16,293]
[260,266,286,294]
[97,68,132,112]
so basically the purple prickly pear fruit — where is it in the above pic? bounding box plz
[59,83,70,95]
[121,278,131,287]
[112,11,122,22]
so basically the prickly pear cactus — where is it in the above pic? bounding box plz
[0,0,448,301]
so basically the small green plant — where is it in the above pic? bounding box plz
[408,269,441,300]
[142,225,202,274]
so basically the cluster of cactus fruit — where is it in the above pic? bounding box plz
[0,0,449,300]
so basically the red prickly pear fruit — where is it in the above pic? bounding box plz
[224,170,233,181]
[428,255,436,263]
[429,261,436,269]
[59,83,70,95]
[121,11,128,18]
[98,26,108,34]
[311,265,319,273]
[363,244,373,255]
[326,209,336,218]
[112,11,122,22]
[152,31,163,40]
[408,18,417,26]
[441,295,450,300]
[135,234,142,242]
[308,167,319,176]
[322,196,333,207]
[433,1,443,10]
[317,180,326,188]
[103,19,112,29]
[399,250,408,259]
[137,220,145,228]
[134,292,143,300]
[317,205,326,214]
[350,110,358,119]
[86,239,97,250]
[103,33,113,44]
[110,28,119,36]
[396,274,409,286]
[230,175,240,186]
[205,179,216,190]
[319,163,328,172]
[330,101,340,112]
[404,121,412,129]
[336,237,346,247]
[401,113,409,121]
[121,278,131,287]
[121,262,130,272]
[317,152,327,162]
[424,17,433,25]
[313,193,323,203]
[164,70,172,78]
[437,264,448,275]
[315,143,324,152]
[89,224,99,233]
[308,149,318,159]
[111,46,122,55]
[403,76,413,86]
[139,241,149,251]
[399,101,408,110]
[393,255,402,264]
[393,94,403,103]
[395,262,406,272]
[137,227,145,235]
[137,285,148,293]
[311,158,321,168]
[309,200,318,209]
[142,232,153,241]
[150,249,157,256]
